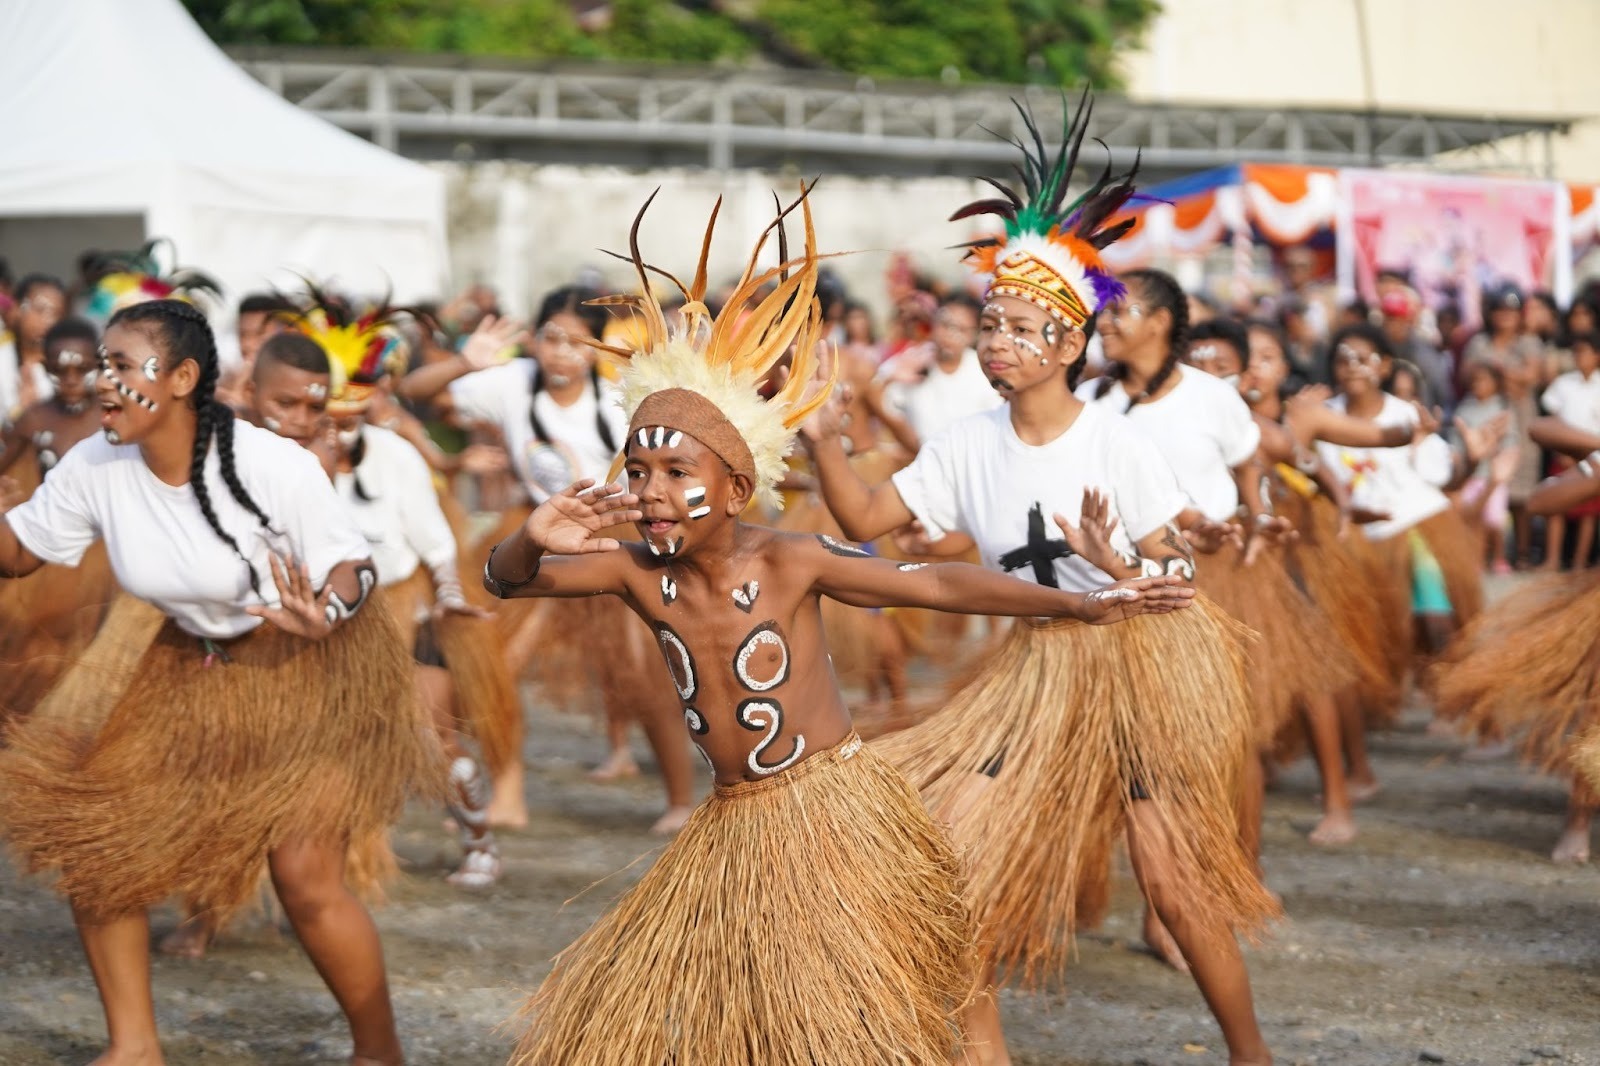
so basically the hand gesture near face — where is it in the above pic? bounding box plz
[525,479,643,556]
[246,553,335,639]
[1078,575,1196,625]
[460,314,530,372]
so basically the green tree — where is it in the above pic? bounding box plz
[181,0,1159,88]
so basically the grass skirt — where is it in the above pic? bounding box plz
[509,735,972,1065]
[1433,568,1600,771]
[381,570,524,777]
[1283,495,1403,723]
[875,598,1277,989]
[1196,542,1357,746]
[0,606,441,922]
[0,543,117,723]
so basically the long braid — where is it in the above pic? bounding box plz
[1067,317,1096,392]
[1108,268,1188,409]
[349,430,375,502]
[109,299,276,595]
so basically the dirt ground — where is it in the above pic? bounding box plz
[4,647,1600,1065]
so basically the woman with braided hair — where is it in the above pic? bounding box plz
[0,299,437,1065]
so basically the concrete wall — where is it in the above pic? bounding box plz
[1118,0,1600,181]
[436,162,983,317]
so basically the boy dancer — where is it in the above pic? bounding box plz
[488,187,1194,1064]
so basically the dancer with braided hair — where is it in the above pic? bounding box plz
[0,299,437,1066]
[811,97,1275,1065]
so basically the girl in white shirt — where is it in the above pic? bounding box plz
[0,299,436,1066]
[1086,274,1363,857]
[401,289,693,834]
[1317,323,1484,676]
[810,110,1275,1066]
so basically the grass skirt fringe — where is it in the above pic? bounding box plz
[0,606,442,922]
[874,597,1277,990]
[0,543,118,722]
[1197,542,1357,746]
[510,736,972,1066]
[1285,496,1403,723]
[382,569,524,778]
[1432,568,1600,771]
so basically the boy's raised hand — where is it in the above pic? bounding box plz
[525,480,643,555]
[1078,575,1196,625]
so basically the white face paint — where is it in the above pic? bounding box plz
[140,356,160,381]
[263,415,284,433]
[337,427,362,449]
[305,382,327,400]
[684,484,710,520]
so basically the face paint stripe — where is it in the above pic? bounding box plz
[688,505,712,520]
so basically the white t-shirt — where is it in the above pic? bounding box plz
[448,359,625,503]
[891,403,1188,593]
[335,425,456,588]
[1316,393,1451,541]
[1541,369,1600,435]
[7,420,370,639]
[0,337,56,426]
[1077,365,1260,522]
[879,349,1005,445]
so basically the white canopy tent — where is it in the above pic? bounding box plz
[0,0,448,312]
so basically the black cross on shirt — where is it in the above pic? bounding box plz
[998,502,1076,589]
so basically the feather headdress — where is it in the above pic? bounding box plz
[86,239,223,322]
[594,184,837,511]
[953,90,1141,327]
[290,280,427,416]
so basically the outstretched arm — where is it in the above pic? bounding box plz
[808,535,1194,624]
[1527,455,1600,516]
[1529,416,1600,459]
[483,479,643,600]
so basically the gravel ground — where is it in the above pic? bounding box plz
[3,623,1598,1065]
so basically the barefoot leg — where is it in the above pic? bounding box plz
[1303,693,1357,845]
[1337,690,1380,802]
[1127,804,1272,1066]
[269,838,404,1066]
[1236,752,1265,867]
[1575,516,1596,571]
[954,963,1011,1066]
[486,759,528,829]
[156,910,215,959]
[1552,777,1596,864]
[632,682,695,835]
[73,905,165,1065]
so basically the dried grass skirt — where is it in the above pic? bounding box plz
[1433,568,1600,771]
[509,735,972,1065]
[1196,542,1358,746]
[0,606,441,922]
[874,598,1277,990]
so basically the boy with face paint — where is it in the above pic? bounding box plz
[488,188,1194,1065]
[0,317,103,481]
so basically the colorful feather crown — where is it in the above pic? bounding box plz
[290,280,427,415]
[953,91,1142,328]
[86,239,222,322]
[591,184,837,511]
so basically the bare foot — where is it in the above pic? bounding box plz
[587,750,640,782]
[650,806,693,836]
[1551,827,1591,864]
[1308,809,1358,846]
[487,769,528,829]
[1461,737,1514,762]
[1141,909,1191,973]
[156,917,212,959]
[486,798,528,830]
[1348,776,1382,803]
[89,1044,165,1065]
